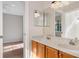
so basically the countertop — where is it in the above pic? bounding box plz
[32,36,79,57]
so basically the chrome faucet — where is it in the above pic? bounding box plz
[46,36,51,40]
[69,40,75,45]
[69,37,79,45]
[46,34,52,40]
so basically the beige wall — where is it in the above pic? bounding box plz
[29,1,44,38]
[29,2,55,38]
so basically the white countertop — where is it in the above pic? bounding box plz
[32,36,79,57]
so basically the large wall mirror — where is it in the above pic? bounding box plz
[34,9,50,27]
[56,2,79,39]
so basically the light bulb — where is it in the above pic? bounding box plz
[34,10,40,18]
[50,1,70,9]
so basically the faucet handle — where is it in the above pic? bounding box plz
[69,37,79,46]
[74,37,79,42]
[46,36,51,40]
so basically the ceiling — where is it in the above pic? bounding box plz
[3,1,79,15]
[40,1,79,13]
[58,1,79,13]
[3,1,25,16]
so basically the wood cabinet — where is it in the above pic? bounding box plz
[37,42,45,58]
[58,51,62,58]
[59,51,76,58]
[32,40,45,58]
[32,41,37,58]
[46,46,58,58]
[32,40,77,58]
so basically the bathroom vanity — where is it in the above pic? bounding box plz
[32,9,79,58]
[32,38,78,58]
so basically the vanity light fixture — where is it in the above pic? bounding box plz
[50,1,70,9]
[34,10,40,18]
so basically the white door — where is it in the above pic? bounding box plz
[23,2,30,58]
[0,2,3,58]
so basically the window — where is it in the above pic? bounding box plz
[55,15,61,32]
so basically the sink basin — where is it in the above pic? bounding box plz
[58,43,79,50]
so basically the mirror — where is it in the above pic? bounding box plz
[34,11,43,27]
[42,8,53,36]
[55,1,79,39]
[34,10,50,27]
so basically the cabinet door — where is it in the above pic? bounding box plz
[46,46,58,58]
[32,41,37,58]
[37,43,45,58]
[62,52,76,58]
[59,51,76,58]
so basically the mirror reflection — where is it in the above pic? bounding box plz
[55,2,79,39]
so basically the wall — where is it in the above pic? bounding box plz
[3,13,23,43]
[29,1,44,37]
[0,2,3,36]
[63,10,79,39]
[29,1,55,38]
[0,1,3,58]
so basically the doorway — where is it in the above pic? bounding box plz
[3,1,24,58]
